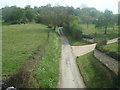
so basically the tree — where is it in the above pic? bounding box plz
[2,6,24,24]
[63,15,83,40]
[95,10,113,34]
[79,8,93,28]
[40,5,68,30]
[118,14,120,25]
[66,6,75,15]
[25,5,35,22]
[111,14,118,30]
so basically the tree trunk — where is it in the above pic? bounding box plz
[87,22,89,28]
[104,26,107,34]
[113,26,114,30]
[53,26,56,31]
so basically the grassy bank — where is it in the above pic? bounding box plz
[63,29,90,46]
[102,42,118,53]
[76,51,118,88]
[33,31,61,88]
[97,41,119,61]
[3,24,61,88]
[3,24,50,75]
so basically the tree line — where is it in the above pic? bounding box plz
[2,4,118,35]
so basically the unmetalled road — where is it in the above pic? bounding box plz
[58,31,85,88]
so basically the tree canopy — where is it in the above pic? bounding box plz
[2,5,118,31]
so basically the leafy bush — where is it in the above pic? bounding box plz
[63,15,83,40]
[35,14,42,23]
[72,25,82,40]
[96,39,107,49]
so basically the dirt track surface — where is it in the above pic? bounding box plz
[58,35,85,88]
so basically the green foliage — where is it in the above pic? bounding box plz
[64,15,83,40]
[63,32,91,46]
[2,5,117,31]
[2,5,35,24]
[95,9,114,34]
[40,5,68,29]
[35,14,42,23]
[25,6,35,22]
[34,31,61,88]
[77,51,118,88]
[3,24,61,88]
[81,24,118,40]
[96,42,119,61]
[3,24,50,74]
[118,14,120,25]
[96,39,107,49]
[72,25,82,40]
[2,6,25,24]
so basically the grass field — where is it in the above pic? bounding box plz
[3,24,50,75]
[77,51,118,88]
[33,31,61,88]
[81,24,118,40]
[102,42,118,53]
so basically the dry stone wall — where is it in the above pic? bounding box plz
[94,49,119,75]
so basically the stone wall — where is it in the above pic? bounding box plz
[94,49,119,75]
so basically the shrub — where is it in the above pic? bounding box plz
[72,25,82,40]
[35,15,42,23]
[96,39,107,49]
[63,22,72,34]
[63,19,83,40]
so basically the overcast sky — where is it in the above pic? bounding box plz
[0,0,119,14]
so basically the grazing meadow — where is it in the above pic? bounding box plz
[3,24,50,74]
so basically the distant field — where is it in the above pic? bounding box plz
[77,51,118,88]
[3,24,50,74]
[63,24,118,46]
[81,24,118,40]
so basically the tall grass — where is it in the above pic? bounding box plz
[33,31,61,88]
[77,51,118,88]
